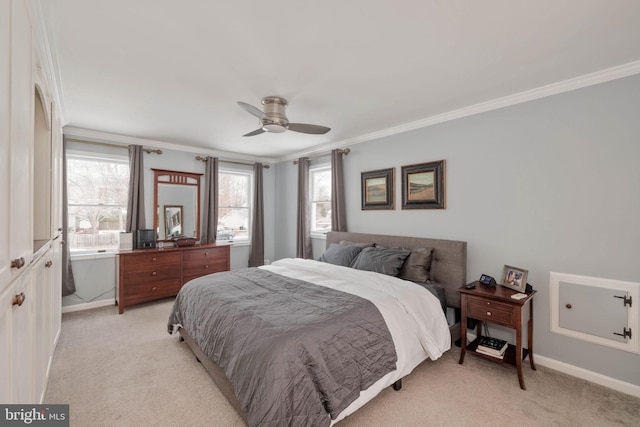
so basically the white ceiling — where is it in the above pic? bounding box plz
[41,0,640,161]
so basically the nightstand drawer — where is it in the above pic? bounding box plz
[467,297,514,325]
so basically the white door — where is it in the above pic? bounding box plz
[0,0,12,293]
[0,281,15,402]
[10,273,35,403]
[8,0,34,281]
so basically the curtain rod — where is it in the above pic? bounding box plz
[195,156,270,168]
[64,137,163,154]
[292,148,350,164]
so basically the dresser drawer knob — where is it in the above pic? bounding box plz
[204,252,208,256]
[11,257,25,269]
[12,292,26,307]
[152,257,157,261]
[151,286,157,291]
[486,311,492,316]
[151,271,157,276]
[204,265,209,269]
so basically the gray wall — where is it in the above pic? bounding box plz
[273,74,640,386]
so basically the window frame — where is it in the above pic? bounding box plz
[309,164,332,238]
[217,168,253,244]
[66,149,130,254]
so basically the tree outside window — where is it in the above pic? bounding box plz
[218,171,252,242]
[67,155,129,251]
[310,166,331,234]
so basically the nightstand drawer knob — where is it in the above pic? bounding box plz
[486,311,492,316]
[152,271,157,276]
[152,257,157,261]
[151,286,157,291]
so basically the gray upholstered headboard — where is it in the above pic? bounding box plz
[326,231,467,309]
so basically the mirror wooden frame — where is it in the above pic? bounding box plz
[152,169,202,242]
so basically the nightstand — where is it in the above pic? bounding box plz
[458,281,536,390]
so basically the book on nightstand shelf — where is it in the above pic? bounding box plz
[476,347,505,359]
[477,336,508,357]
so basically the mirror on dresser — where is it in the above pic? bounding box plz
[152,169,202,241]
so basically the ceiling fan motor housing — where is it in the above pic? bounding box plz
[261,96,289,132]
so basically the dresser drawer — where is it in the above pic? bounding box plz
[124,279,182,305]
[122,251,181,270]
[467,296,514,326]
[182,247,228,263]
[183,259,228,282]
[124,263,181,285]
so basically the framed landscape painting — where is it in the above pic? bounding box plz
[401,160,446,209]
[361,168,395,210]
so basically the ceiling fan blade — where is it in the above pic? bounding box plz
[237,101,266,119]
[287,123,331,135]
[243,128,266,137]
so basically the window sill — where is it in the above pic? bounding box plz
[70,250,117,261]
[217,240,250,247]
[310,233,327,240]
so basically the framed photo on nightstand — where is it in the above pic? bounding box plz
[501,265,528,292]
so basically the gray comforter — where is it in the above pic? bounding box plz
[168,268,397,427]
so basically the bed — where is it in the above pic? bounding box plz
[168,231,467,426]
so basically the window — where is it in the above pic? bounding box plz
[310,165,331,235]
[67,152,129,251]
[218,170,252,242]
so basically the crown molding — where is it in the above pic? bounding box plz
[63,127,277,165]
[276,60,640,163]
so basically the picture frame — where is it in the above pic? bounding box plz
[500,265,529,292]
[361,168,395,210]
[401,160,446,209]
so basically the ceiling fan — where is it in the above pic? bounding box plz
[237,96,331,137]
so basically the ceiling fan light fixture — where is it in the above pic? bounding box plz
[262,123,286,133]
[238,96,330,136]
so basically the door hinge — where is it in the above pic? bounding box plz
[613,327,632,339]
[613,295,632,307]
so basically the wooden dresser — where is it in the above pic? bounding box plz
[116,243,230,313]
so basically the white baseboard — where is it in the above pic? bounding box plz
[535,355,640,398]
[464,329,639,398]
[62,298,116,314]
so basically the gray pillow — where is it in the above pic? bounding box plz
[318,243,363,267]
[398,247,434,283]
[350,247,411,276]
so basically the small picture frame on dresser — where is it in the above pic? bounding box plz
[501,265,528,292]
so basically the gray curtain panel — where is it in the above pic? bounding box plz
[125,145,146,233]
[61,139,76,297]
[248,163,264,267]
[200,156,219,244]
[331,149,347,232]
[296,157,313,259]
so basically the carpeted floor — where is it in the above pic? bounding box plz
[44,298,640,427]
